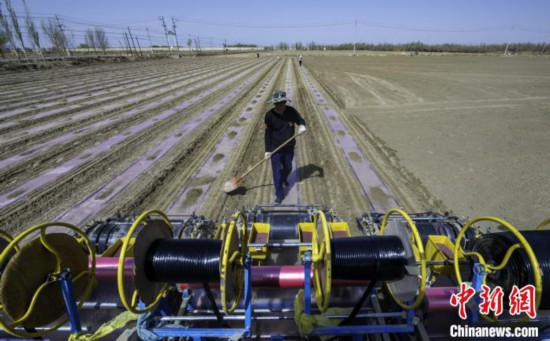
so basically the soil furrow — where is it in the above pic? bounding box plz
[0,59,260,158]
[0,59,275,233]
[0,61,270,189]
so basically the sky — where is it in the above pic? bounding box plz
[6,0,550,47]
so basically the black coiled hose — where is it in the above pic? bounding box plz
[331,235,407,281]
[473,231,550,309]
[415,221,458,246]
[144,239,222,283]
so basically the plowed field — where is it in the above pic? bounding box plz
[1,53,548,234]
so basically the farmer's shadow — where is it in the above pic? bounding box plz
[226,183,272,196]
[296,163,324,181]
[226,164,323,196]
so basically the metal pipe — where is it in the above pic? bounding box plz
[160,312,404,322]
[93,257,370,287]
[422,260,469,265]
[81,302,124,309]
[248,242,312,248]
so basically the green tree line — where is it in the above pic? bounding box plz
[284,41,548,54]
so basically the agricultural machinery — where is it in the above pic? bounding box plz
[0,204,548,340]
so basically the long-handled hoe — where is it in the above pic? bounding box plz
[223,133,300,193]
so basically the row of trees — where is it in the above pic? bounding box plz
[83,28,109,53]
[0,0,109,60]
[277,41,548,54]
[1,0,547,61]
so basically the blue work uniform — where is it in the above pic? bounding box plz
[264,105,306,203]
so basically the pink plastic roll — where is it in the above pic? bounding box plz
[278,265,309,288]
[92,257,371,288]
[424,287,457,312]
[91,257,134,281]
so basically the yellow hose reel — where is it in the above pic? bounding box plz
[311,208,428,312]
[117,209,248,315]
[0,222,95,338]
[379,209,427,310]
[453,216,542,321]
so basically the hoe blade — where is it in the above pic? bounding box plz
[223,177,240,193]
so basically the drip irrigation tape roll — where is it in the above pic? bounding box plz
[415,221,458,245]
[267,213,304,241]
[331,236,407,281]
[473,231,550,309]
[144,239,222,283]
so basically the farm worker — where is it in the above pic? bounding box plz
[298,55,303,66]
[264,90,306,204]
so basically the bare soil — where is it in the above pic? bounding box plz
[1,53,548,235]
[305,54,550,229]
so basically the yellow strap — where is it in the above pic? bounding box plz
[69,311,138,341]
[293,289,351,339]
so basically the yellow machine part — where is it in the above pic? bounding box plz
[101,239,136,257]
[214,223,226,240]
[248,223,270,261]
[329,222,350,238]
[298,222,315,257]
[424,235,465,276]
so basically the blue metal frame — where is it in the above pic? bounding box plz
[152,255,253,339]
[58,269,82,334]
[304,250,312,315]
[469,262,486,322]
[55,248,424,339]
[300,252,417,338]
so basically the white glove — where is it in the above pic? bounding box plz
[298,125,306,135]
[264,152,271,159]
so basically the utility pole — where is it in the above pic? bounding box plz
[55,15,71,57]
[135,35,143,56]
[146,28,154,54]
[123,32,132,55]
[353,19,357,56]
[128,27,139,56]
[541,31,549,54]
[504,26,514,56]
[171,17,181,57]
[160,16,170,53]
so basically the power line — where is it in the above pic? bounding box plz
[173,16,354,29]
[6,10,550,49]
